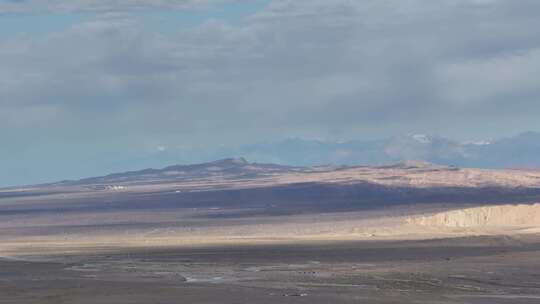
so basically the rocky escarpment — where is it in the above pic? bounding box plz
[408,203,540,228]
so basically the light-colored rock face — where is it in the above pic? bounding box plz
[270,166,540,190]
[409,204,540,228]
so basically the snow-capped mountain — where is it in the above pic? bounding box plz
[214,132,540,169]
[103,132,540,172]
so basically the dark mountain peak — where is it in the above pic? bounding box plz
[383,133,464,163]
[69,157,299,186]
[516,131,540,138]
[162,158,251,173]
[378,160,439,170]
[508,131,540,144]
[489,131,540,150]
[209,157,249,166]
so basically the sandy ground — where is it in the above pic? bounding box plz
[2,199,539,257]
[1,200,540,304]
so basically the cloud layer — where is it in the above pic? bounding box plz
[2,0,540,185]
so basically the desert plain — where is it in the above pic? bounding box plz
[2,159,540,303]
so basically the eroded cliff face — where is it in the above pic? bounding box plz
[408,204,540,228]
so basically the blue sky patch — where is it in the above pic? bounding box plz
[0,0,270,38]
[0,12,86,37]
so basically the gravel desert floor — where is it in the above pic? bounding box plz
[2,235,540,304]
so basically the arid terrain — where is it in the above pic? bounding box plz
[2,159,540,303]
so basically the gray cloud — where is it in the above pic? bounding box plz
[3,1,540,130]
[2,0,540,185]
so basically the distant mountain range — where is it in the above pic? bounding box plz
[141,132,540,170]
[34,131,540,188]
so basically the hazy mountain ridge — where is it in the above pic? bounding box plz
[67,158,308,185]
[7,132,540,189]
[33,131,540,188]
[120,132,540,172]
[212,132,540,169]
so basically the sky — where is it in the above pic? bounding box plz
[2,0,540,186]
